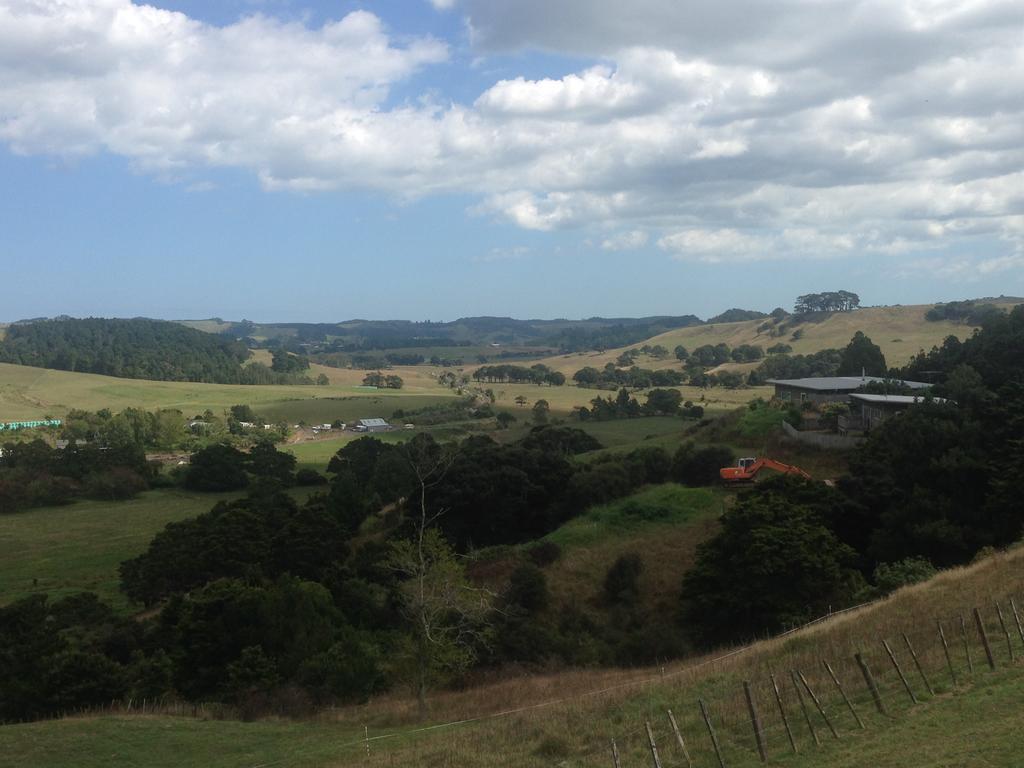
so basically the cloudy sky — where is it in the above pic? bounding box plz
[1,0,1021,321]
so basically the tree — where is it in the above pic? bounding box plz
[680,479,857,646]
[388,442,491,719]
[316,373,330,385]
[838,331,887,376]
[644,388,682,415]
[183,444,249,492]
[671,443,734,486]
[514,395,528,407]
[495,411,516,429]
[532,399,550,425]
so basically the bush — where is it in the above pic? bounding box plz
[872,558,937,594]
[526,541,562,567]
[604,553,643,605]
[671,443,735,486]
[84,467,149,501]
[294,468,328,486]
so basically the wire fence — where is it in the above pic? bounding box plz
[15,591,1024,768]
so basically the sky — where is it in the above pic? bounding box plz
[1,0,1022,322]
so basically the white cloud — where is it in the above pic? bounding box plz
[601,230,649,251]
[0,0,1021,271]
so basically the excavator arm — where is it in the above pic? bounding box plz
[719,457,812,482]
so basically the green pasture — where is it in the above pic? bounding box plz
[544,483,718,549]
[0,362,456,422]
[0,487,316,612]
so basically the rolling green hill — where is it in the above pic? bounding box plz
[526,300,1024,377]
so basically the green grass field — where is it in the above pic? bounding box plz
[543,484,718,549]
[0,487,316,611]
[0,361,460,422]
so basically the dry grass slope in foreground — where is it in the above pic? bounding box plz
[3,545,1023,767]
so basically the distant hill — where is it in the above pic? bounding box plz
[179,315,706,353]
[525,299,1024,374]
[706,307,768,324]
[0,317,308,385]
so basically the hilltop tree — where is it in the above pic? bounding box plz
[838,331,887,376]
[793,291,860,314]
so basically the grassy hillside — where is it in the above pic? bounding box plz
[3,545,1022,766]
[0,487,317,611]
[528,301,1023,377]
[0,361,455,422]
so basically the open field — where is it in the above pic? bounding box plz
[4,545,1023,766]
[522,301,1023,377]
[0,361,458,422]
[0,487,317,611]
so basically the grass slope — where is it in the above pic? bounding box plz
[0,487,316,611]
[526,301,1023,378]
[0,361,456,423]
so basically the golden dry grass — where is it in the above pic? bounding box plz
[316,545,1024,766]
[516,302,1021,379]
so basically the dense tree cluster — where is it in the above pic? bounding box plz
[472,364,565,385]
[924,300,1004,325]
[0,318,310,384]
[270,349,310,374]
[0,439,152,514]
[750,348,842,381]
[572,364,684,390]
[793,291,861,314]
[361,371,404,389]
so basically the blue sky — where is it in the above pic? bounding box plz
[1,0,1021,322]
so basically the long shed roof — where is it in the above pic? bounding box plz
[766,376,931,391]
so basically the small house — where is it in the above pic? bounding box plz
[354,418,392,433]
[767,376,930,406]
[842,393,946,433]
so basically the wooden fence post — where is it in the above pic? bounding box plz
[645,721,664,768]
[699,698,727,768]
[611,739,622,768]
[770,673,798,754]
[974,607,996,670]
[937,620,957,687]
[796,671,839,739]
[959,613,974,674]
[1010,597,1024,647]
[823,661,864,729]
[791,670,819,746]
[854,654,887,716]
[743,681,768,763]
[902,633,934,696]
[882,640,918,704]
[666,709,693,768]
[995,603,1014,662]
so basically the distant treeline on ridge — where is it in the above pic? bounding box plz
[0,318,310,385]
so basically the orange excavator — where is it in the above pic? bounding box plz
[719,457,812,483]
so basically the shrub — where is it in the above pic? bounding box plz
[671,443,735,486]
[295,468,328,486]
[872,557,937,594]
[604,553,643,605]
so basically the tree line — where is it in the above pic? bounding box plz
[0,318,312,385]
